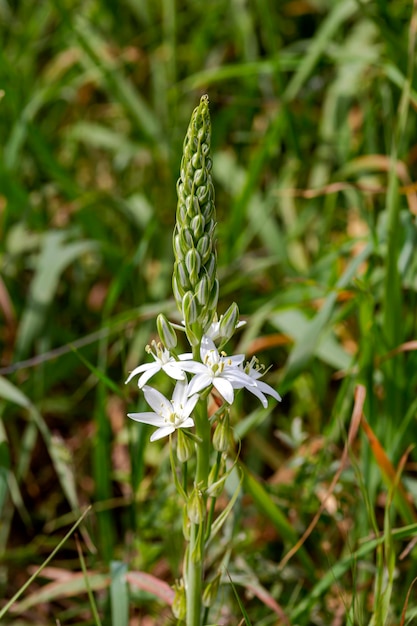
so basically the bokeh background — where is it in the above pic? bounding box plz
[2,1,417,624]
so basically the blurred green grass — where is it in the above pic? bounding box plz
[1,0,417,624]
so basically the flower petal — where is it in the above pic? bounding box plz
[178,417,195,429]
[163,362,186,380]
[255,380,282,402]
[125,362,155,384]
[184,393,199,416]
[187,373,213,396]
[143,386,172,417]
[212,377,234,404]
[127,412,166,426]
[172,380,189,407]
[150,426,175,441]
[224,369,256,387]
[176,361,207,375]
[200,336,218,361]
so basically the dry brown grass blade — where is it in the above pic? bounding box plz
[278,384,365,570]
[400,576,417,626]
[246,333,291,356]
[334,339,417,381]
[360,419,416,523]
[275,154,417,215]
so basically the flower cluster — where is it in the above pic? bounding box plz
[126,96,280,444]
[126,328,281,442]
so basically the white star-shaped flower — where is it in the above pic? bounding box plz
[237,358,282,408]
[128,380,198,442]
[177,336,256,405]
[125,340,192,388]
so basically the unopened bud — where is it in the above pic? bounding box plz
[191,214,205,239]
[157,314,177,350]
[185,248,201,282]
[196,274,210,305]
[176,261,191,291]
[207,278,219,312]
[213,412,230,452]
[187,487,204,524]
[219,302,239,343]
[202,574,221,608]
[197,235,211,264]
[172,580,186,620]
[182,291,198,325]
[207,471,227,498]
[176,429,194,463]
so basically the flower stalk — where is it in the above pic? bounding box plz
[125,95,281,626]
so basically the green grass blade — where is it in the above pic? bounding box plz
[241,463,316,578]
[110,561,129,626]
[281,243,372,387]
[227,570,253,626]
[15,230,98,360]
[290,522,417,621]
[76,535,103,626]
[284,0,357,101]
[0,506,92,620]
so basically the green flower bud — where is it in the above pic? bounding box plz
[194,168,206,186]
[205,255,216,282]
[176,429,194,463]
[177,261,191,291]
[196,184,210,204]
[187,487,204,525]
[219,302,239,342]
[156,314,177,350]
[172,275,182,303]
[173,234,184,260]
[191,214,205,239]
[196,274,210,306]
[185,195,200,219]
[185,248,201,282]
[179,227,194,254]
[202,574,221,608]
[172,580,186,620]
[207,277,219,313]
[182,291,198,325]
[196,235,211,264]
[206,472,227,498]
[213,412,230,452]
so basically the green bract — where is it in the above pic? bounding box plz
[173,94,218,346]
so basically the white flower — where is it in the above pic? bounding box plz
[177,336,256,405]
[237,358,282,408]
[125,340,192,388]
[128,381,198,441]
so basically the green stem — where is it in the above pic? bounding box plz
[205,451,222,542]
[186,384,210,626]
[186,523,203,625]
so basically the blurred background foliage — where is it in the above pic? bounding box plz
[1,0,417,624]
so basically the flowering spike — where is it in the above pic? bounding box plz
[173,95,218,345]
